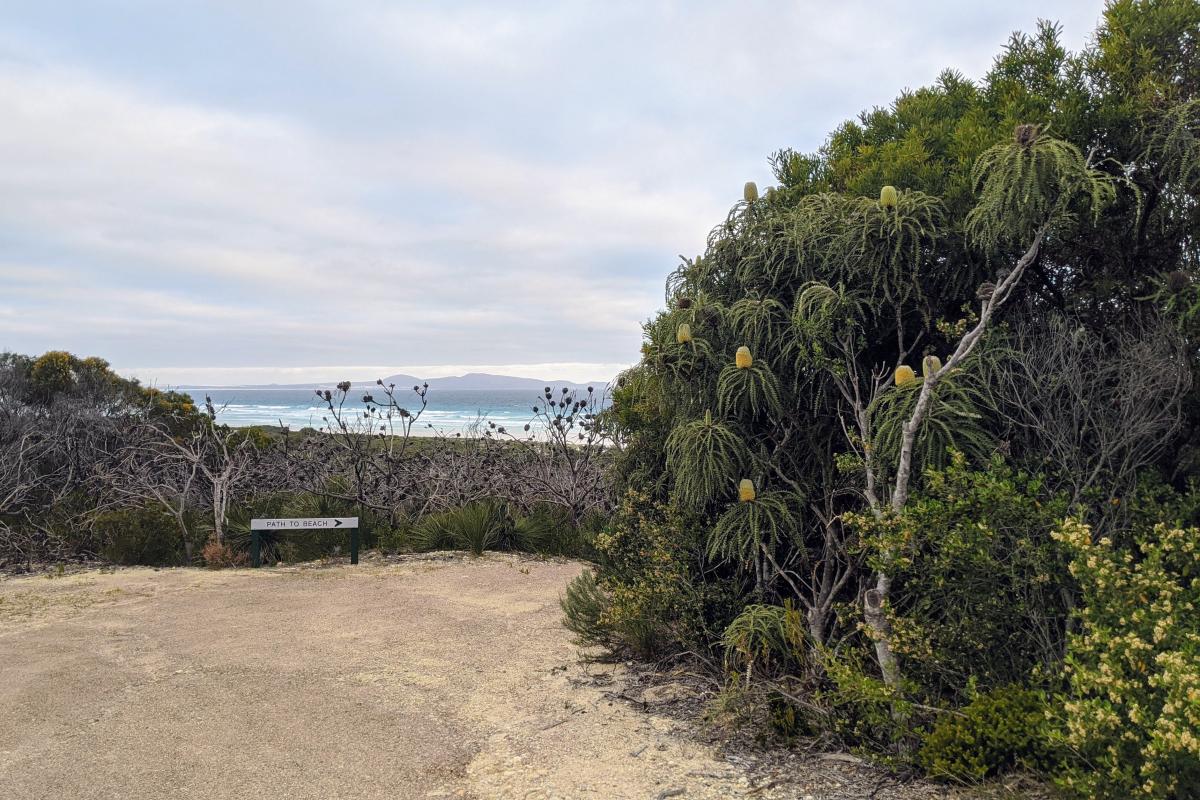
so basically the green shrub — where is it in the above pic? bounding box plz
[1052,519,1200,800]
[722,603,806,679]
[588,489,720,658]
[95,506,194,566]
[848,453,1070,704]
[561,569,612,647]
[918,685,1057,781]
[375,521,411,553]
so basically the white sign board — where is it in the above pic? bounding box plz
[250,517,359,531]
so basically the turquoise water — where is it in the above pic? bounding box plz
[190,387,606,435]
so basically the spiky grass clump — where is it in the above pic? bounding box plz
[665,412,750,509]
[717,361,783,418]
[413,503,503,556]
[513,504,575,555]
[708,490,796,565]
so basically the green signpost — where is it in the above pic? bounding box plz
[249,517,360,567]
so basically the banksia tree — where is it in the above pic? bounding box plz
[595,9,1197,768]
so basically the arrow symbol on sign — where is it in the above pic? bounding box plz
[334,519,343,527]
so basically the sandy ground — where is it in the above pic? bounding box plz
[0,555,760,800]
[0,555,984,800]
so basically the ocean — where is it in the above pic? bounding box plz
[190,387,606,434]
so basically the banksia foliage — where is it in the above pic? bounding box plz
[708,491,797,565]
[676,323,693,344]
[744,181,759,202]
[879,184,899,209]
[922,355,943,377]
[736,346,753,369]
[738,478,756,502]
[718,361,783,418]
[966,130,1117,250]
[1145,99,1200,191]
[665,412,750,509]
[728,297,789,351]
[894,365,917,386]
[873,369,993,471]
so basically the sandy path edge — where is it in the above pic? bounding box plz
[1,555,993,800]
[0,556,762,800]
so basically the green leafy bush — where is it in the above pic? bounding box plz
[586,489,728,658]
[1052,519,1200,800]
[561,568,612,647]
[95,506,195,566]
[849,453,1070,703]
[918,685,1057,781]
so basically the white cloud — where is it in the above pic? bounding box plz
[0,1,1106,382]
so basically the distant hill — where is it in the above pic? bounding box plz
[382,372,599,392]
[182,372,605,392]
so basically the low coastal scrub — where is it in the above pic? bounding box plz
[0,351,610,568]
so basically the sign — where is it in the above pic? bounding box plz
[248,517,361,567]
[251,517,359,530]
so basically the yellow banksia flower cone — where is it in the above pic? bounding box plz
[735,346,753,369]
[676,323,692,344]
[922,355,942,377]
[894,365,916,386]
[738,479,756,503]
[744,181,759,202]
[879,185,898,209]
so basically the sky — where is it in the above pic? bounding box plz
[0,1,1105,387]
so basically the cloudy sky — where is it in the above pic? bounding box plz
[0,1,1104,386]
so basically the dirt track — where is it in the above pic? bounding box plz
[0,555,776,800]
